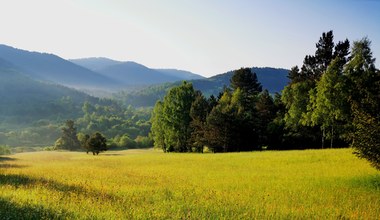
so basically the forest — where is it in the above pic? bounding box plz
[150,31,380,169]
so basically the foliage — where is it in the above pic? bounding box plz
[1,149,379,219]
[230,67,262,95]
[352,111,380,170]
[85,132,108,155]
[282,30,352,149]
[344,38,380,169]
[152,68,267,152]
[55,120,81,151]
[77,101,151,143]
[0,145,11,155]
[151,81,196,152]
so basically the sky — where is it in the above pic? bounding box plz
[0,0,379,77]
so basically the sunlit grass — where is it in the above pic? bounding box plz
[1,148,379,219]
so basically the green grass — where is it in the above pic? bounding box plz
[0,149,379,219]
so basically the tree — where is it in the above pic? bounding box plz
[150,81,196,152]
[55,120,81,150]
[86,132,107,155]
[150,101,165,150]
[205,89,240,152]
[344,38,380,169]
[282,31,351,149]
[309,57,350,148]
[230,67,262,96]
[189,92,210,152]
[256,90,276,147]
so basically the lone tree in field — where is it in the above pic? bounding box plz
[85,132,108,155]
[55,120,81,151]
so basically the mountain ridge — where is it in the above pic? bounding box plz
[0,44,122,91]
[70,57,205,86]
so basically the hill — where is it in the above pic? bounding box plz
[71,57,204,86]
[155,69,204,80]
[116,67,289,107]
[69,57,122,72]
[0,58,97,125]
[0,45,120,91]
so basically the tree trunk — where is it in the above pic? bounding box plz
[330,126,334,148]
[321,127,325,149]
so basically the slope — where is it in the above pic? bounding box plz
[71,58,204,85]
[0,58,96,124]
[0,45,120,91]
[115,67,289,107]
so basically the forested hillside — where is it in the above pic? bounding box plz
[0,58,152,148]
[0,60,95,124]
[115,67,289,107]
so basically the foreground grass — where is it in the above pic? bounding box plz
[0,149,379,219]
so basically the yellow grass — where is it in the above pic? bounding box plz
[1,148,379,219]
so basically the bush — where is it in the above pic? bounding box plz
[0,145,11,155]
[135,136,152,148]
[353,112,380,170]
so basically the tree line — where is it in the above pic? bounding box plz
[150,31,380,169]
[150,69,282,153]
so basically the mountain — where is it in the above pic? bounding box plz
[198,67,289,95]
[69,57,122,72]
[115,67,289,107]
[96,61,184,85]
[71,58,204,86]
[155,69,204,80]
[0,45,120,91]
[0,58,96,124]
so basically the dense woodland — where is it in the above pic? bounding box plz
[150,31,380,169]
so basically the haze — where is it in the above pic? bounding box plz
[0,0,379,77]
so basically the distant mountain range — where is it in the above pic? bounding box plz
[70,58,204,84]
[0,44,290,110]
[0,45,204,93]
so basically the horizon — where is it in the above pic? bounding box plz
[0,0,379,77]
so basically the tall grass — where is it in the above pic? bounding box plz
[0,149,379,219]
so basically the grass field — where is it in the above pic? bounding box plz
[0,148,379,219]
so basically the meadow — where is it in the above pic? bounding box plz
[0,148,379,219]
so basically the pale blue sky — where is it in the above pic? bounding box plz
[0,0,379,77]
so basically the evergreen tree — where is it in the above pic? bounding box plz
[205,90,241,152]
[344,38,380,169]
[55,120,81,150]
[230,68,262,95]
[189,92,210,152]
[256,90,276,147]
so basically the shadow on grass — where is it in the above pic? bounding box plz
[350,174,380,191]
[0,197,72,219]
[0,157,27,169]
[101,153,123,156]
[0,156,17,162]
[0,173,85,193]
[0,164,28,169]
[0,173,118,201]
